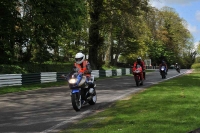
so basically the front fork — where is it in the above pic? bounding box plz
[70,88,81,100]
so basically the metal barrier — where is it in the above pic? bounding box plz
[0,67,158,88]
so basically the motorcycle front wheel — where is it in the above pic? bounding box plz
[88,88,97,105]
[71,93,82,111]
[161,72,166,79]
[135,76,139,86]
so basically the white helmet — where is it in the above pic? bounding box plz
[137,56,142,62]
[75,52,85,64]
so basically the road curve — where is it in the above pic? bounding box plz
[0,69,191,133]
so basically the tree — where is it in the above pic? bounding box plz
[146,6,193,66]
[0,0,21,64]
[88,0,104,69]
[0,0,87,64]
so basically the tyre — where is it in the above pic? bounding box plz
[161,72,165,79]
[88,88,97,105]
[135,76,139,86]
[71,93,81,111]
[140,81,143,85]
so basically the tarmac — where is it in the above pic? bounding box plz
[188,128,200,133]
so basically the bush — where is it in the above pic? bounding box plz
[191,63,200,69]
[0,65,28,74]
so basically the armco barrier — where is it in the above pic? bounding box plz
[0,67,157,88]
[0,74,22,87]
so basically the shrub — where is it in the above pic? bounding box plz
[0,63,73,74]
[191,63,200,69]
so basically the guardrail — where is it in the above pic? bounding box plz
[0,67,158,88]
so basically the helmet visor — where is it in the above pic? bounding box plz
[75,57,83,62]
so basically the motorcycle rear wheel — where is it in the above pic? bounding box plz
[71,93,81,111]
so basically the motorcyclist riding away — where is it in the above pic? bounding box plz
[175,63,179,69]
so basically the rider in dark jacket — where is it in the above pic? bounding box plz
[159,60,168,75]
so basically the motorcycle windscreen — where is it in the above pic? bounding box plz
[136,64,141,68]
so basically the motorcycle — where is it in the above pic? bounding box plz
[62,72,97,111]
[175,66,180,73]
[160,66,166,79]
[132,64,143,86]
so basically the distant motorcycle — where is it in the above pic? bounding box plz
[160,66,166,79]
[132,64,143,86]
[175,66,180,73]
[62,72,97,111]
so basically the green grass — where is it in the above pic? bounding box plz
[0,81,68,95]
[61,70,200,133]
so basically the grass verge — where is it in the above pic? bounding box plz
[61,69,200,133]
[0,81,68,95]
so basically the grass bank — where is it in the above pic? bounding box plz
[62,69,200,133]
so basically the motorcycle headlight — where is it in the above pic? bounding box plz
[68,78,77,84]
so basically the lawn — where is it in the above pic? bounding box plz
[61,69,200,133]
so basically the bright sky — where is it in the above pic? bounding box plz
[149,0,200,48]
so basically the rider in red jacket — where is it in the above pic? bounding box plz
[133,57,146,80]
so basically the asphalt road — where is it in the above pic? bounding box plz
[0,69,191,133]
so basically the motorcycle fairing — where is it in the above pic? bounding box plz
[161,66,165,70]
[72,89,80,93]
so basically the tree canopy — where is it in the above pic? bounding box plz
[0,0,198,70]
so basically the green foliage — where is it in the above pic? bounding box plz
[195,57,200,63]
[191,63,200,69]
[101,65,118,70]
[0,0,86,64]
[0,0,196,70]
[0,63,73,74]
[0,65,27,74]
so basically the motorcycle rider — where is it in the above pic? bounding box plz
[62,52,92,85]
[73,52,93,104]
[175,63,179,69]
[174,62,180,72]
[133,56,146,80]
[70,52,92,86]
[159,60,168,75]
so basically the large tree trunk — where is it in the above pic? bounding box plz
[105,3,113,67]
[88,0,103,70]
[105,20,113,67]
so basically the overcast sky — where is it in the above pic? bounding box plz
[149,0,200,47]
